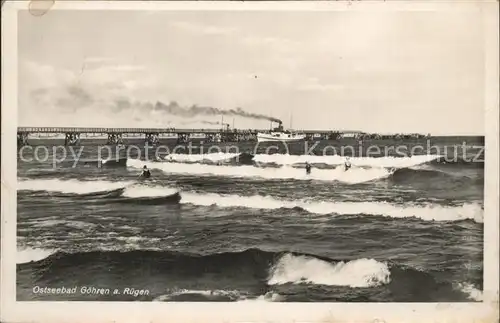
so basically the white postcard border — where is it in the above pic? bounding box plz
[1,1,498,322]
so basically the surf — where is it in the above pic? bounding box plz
[16,179,483,222]
[180,192,483,222]
[17,246,58,264]
[163,152,241,163]
[16,248,391,289]
[17,178,132,194]
[252,153,443,168]
[157,152,444,168]
[16,248,479,302]
[17,179,181,204]
[268,253,390,287]
[80,157,128,168]
[128,159,393,184]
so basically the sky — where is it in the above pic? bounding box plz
[17,7,486,135]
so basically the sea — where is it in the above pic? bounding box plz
[16,136,485,302]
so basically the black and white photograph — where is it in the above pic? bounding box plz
[1,1,498,322]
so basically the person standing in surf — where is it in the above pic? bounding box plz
[344,157,351,171]
[140,165,151,179]
[305,162,312,175]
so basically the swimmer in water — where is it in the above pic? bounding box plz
[140,165,151,179]
[305,162,312,175]
[344,157,351,171]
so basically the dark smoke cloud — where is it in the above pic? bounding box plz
[31,82,283,125]
[199,120,226,126]
[153,101,282,124]
[178,120,228,126]
[53,85,95,112]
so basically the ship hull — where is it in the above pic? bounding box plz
[256,132,306,143]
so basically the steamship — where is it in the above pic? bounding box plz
[257,122,306,143]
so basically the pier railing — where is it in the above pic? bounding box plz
[17,127,429,139]
[17,127,289,134]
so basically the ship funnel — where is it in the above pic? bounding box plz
[269,120,284,132]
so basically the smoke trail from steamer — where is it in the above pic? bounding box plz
[28,79,284,127]
[154,101,282,124]
[179,120,227,126]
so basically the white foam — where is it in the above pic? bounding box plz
[237,292,285,302]
[17,246,57,264]
[122,185,178,198]
[457,282,484,301]
[128,159,391,184]
[24,219,97,229]
[156,152,442,168]
[164,152,240,163]
[115,236,161,243]
[17,179,132,194]
[254,153,442,168]
[180,192,484,222]
[153,289,243,301]
[268,253,391,288]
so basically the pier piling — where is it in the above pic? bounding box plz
[17,132,29,146]
[145,133,160,146]
[107,133,123,145]
[64,133,81,146]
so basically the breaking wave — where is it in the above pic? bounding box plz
[268,253,390,287]
[157,152,444,168]
[79,157,128,168]
[456,282,484,301]
[164,152,241,163]
[19,248,391,290]
[17,178,132,194]
[16,179,483,222]
[153,289,246,302]
[17,179,181,204]
[252,153,442,168]
[128,159,392,184]
[17,179,177,197]
[180,192,483,222]
[18,248,478,301]
[17,246,58,264]
[121,185,178,198]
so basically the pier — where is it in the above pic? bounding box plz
[16,127,429,146]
